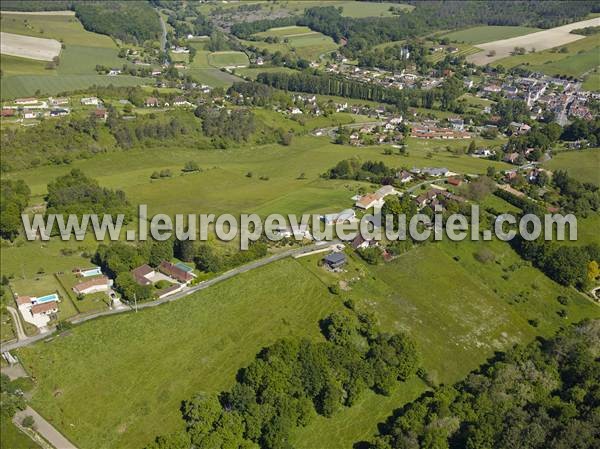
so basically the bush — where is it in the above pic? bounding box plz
[21,415,35,429]
[474,247,495,264]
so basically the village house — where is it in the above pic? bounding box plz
[158,261,196,284]
[145,97,160,107]
[15,294,60,329]
[449,118,464,131]
[323,252,346,269]
[14,97,38,105]
[422,167,449,177]
[49,97,69,106]
[355,193,385,210]
[1,108,16,117]
[81,97,100,106]
[132,264,155,286]
[73,276,112,295]
[322,209,357,225]
[396,170,413,183]
[49,108,70,117]
[173,97,192,107]
[94,108,108,121]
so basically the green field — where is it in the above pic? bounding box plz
[543,148,600,185]
[493,35,600,76]
[0,12,153,99]
[17,258,343,449]
[185,42,245,87]
[16,238,599,449]
[284,1,414,18]
[583,71,600,91]
[236,66,297,80]
[0,12,116,47]
[1,74,148,100]
[207,51,249,68]
[249,25,338,61]
[442,25,541,44]
[428,43,481,63]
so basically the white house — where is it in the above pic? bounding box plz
[72,276,112,295]
[81,97,100,106]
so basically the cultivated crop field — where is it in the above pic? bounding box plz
[0,31,60,61]
[442,25,541,45]
[467,17,600,65]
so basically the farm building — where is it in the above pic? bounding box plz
[323,252,347,269]
[158,261,196,284]
[132,264,155,286]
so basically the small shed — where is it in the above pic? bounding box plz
[323,252,346,269]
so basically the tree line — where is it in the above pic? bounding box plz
[148,303,420,449]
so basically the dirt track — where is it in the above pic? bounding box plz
[467,17,600,65]
[0,32,61,61]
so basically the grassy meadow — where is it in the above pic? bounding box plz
[207,51,249,68]
[442,25,541,44]
[16,237,599,449]
[17,258,344,449]
[543,148,600,185]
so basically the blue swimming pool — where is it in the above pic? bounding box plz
[81,267,102,277]
[33,293,59,304]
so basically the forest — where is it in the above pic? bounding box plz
[0,179,30,241]
[363,319,600,449]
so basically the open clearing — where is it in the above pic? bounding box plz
[0,31,61,61]
[467,17,600,65]
[442,25,541,45]
[1,10,75,16]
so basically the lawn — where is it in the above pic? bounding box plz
[543,148,600,185]
[10,274,79,321]
[17,258,344,449]
[207,51,249,68]
[442,25,541,45]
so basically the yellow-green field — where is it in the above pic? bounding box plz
[492,35,599,77]
[442,25,541,45]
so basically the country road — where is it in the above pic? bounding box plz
[6,306,26,341]
[1,241,340,353]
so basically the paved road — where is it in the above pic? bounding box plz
[7,306,26,340]
[14,406,78,449]
[1,241,340,352]
[157,11,167,53]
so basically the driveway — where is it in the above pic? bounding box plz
[13,406,78,449]
[6,306,26,340]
